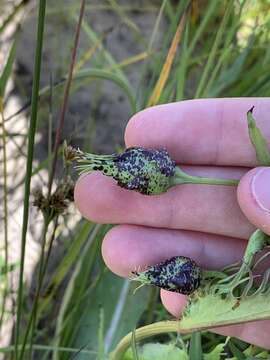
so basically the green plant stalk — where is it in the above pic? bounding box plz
[0,100,9,330]
[131,329,139,360]
[108,0,140,34]
[47,0,86,196]
[28,217,59,360]
[36,222,93,320]
[18,216,51,360]
[98,309,105,360]
[38,225,97,360]
[189,332,202,360]
[202,2,246,97]
[170,167,239,187]
[79,17,127,82]
[110,321,184,360]
[135,0,167,105]
[15,1,47,358]
[0,343,97,355]
[23,5,87,353]
[52,224,102,360]
[247,108,270,165]
[176,0,218,100]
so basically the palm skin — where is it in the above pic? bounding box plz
[74,98,270,349]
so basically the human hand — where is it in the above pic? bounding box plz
[74,98,270,349]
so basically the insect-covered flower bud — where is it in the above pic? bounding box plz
[75,147,176,195]
[132,256,201,295]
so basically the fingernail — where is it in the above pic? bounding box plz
[251,167,270,213]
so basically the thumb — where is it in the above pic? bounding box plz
[237,167,270,236]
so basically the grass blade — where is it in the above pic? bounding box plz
[0,35,17,331]
[0,39,16,98]
[6,67,137,124]
[15,1,47,358]
[194,0,234,98]
[47,0,86,195]
[36,221,93,318]
[98,308,105,360]
[147,6,188,106]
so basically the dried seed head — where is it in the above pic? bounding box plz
[63,141,81,165]
[32,177,74,220]
[32,187,47,212]
[132,256,201,295]
[75,147,176,195]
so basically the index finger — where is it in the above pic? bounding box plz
[125,98,270,166]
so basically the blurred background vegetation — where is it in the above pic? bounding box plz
[1,0,270,359]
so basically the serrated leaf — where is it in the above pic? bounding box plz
[247,107,270,166]
[180,292,270,331]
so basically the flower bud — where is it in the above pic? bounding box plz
[132,256,201,295]
[76,147,176,195]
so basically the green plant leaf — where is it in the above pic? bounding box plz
[53,224,150,360]
[53,224,105,360]
[189,332,202,360]
[0,38,16,98]
[228,344,270,359]
[180,291,270,331]
[194,0,235,98]
[228,340,246,360]
[203,343,226,360]
[37,220,93,318]
[123,343,188,360]
[247,107,270,166]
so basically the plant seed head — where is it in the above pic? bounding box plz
[132,256,201,295]
[75,147,176,195]
[63,141,79,164]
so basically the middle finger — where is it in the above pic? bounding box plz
[75,165,254,239]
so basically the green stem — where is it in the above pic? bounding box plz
[110,321,181,360]
[18,217,50,360]
[243,229,270,265]
[15,1,47,359]
[29,217,59,360]
[213,229,270,295]
[47,0,86,196]
[202,270,227,280]
[0,100,9,330]
[171,167,239,187]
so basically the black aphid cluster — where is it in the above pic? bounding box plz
[132,256,201,295]
[76,147,176,195]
